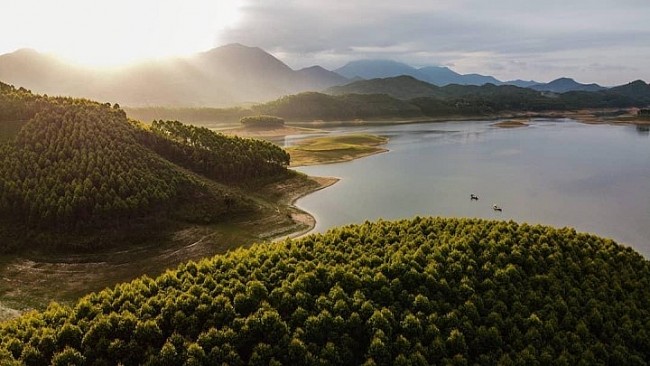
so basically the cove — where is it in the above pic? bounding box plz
[293,119,650,258]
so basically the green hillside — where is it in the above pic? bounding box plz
[0,82,291,252]
[1,218,647,365]
[252,92,424,121]
[326,75,444,100]
[124,79,650,125]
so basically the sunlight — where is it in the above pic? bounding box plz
[0,0,243,67]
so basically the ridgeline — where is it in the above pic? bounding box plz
[126,78,650,124]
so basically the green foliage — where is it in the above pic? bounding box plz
[0,82,289,251]
[141,120,289,183]
[1,218,648,364]
[120,80,650,125]
[240,115,285,128]
[124,106,251,125]
[253,92,424,121]
[0,87,189,233]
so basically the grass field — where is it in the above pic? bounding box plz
[287,134,389,166]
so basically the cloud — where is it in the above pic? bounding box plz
[220,0,650,85]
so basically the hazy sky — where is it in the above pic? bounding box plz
[2,0,649,85]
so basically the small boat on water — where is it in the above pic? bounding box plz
[492,204,502,212]
[470,194,479,200]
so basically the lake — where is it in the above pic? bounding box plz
[292,119,650,258]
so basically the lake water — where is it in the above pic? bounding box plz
[292,119,650,258]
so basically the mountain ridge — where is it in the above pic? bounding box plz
[0,44,350,107]
[0,45,635,108]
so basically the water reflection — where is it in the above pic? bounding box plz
[295,119,650,258]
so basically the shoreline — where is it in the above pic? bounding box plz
[290,147,389,168]
[275,175,340,240]
[282,107,646,128]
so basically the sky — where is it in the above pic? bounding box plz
[1,0,649,85]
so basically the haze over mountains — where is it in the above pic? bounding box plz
[0,43,632,107]
[0,44,348,107]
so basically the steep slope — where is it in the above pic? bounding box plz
[530,77,606,93]
[0,218,648,364]
[295,66,350,90]
[0,49,98,98]
[0,82,291,251]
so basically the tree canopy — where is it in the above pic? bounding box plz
[240,115,285,129]
[0,82,291,252]
[1,217,648,365]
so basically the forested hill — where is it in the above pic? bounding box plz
[0,82,290,252]
[0,217,648,364]
[126,79,650,124]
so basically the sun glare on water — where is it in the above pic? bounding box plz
[1,0,243,67]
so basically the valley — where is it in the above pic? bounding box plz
[1,28,650,364]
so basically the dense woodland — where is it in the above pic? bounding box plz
[125,79,650,123]
[0,218,648,365]
[240,115,285,129]
[139,120,289,184]
[0,82,290,251]
[253,92,424,121]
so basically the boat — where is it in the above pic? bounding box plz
[492,204,502,211]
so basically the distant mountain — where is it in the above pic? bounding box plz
[607,80,650,104]
[334,59,428,81]
[530,77,607,93]
[325,75,544,101]
[335,60,503,87]
[326,75,443,100]
[504,79,540,88]
[459,73,503,86]
[0,44,350,107]
[0,48,98,97]
[416,66,464,86]
[296,65,350,90]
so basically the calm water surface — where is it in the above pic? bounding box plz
[293,119,650,258]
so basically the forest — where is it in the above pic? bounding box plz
[125,80,650,123]
[0,217,647,365]
[0,82,291,252]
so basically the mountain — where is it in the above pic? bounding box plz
[295,65,350,90]
[326,75,443,99]
[0,48,99,98]
[504,79,540,88]
[334,59,427,80]
[530,77,607,93]
[0,44,350,107]
[416,66,464,85]
[608,80,650,103]
[418,66,503,86]
[253,92,424,121]
[334,60,506,87]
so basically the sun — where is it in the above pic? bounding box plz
[0,0,244,67]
